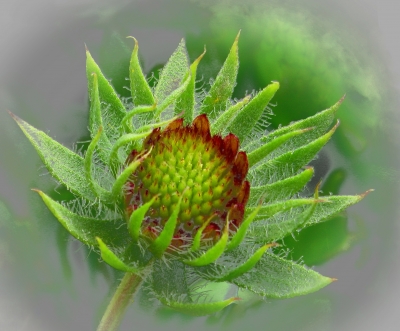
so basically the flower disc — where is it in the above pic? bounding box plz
[125,114,250,250]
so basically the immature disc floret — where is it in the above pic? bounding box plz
[124,114,250,250]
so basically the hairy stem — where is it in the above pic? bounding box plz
[96,272,143,331]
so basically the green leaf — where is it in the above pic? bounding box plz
[201,31,240,120]
[150,260,237,316]
[88,72,113,164]
[247,127,313,167]
[248,167,314,205]
[250,121,339,184]
[210,95,251,135]
[10,112,96,201]
[232,252,334,298]
[247,192,371,243]
[228,82,279,142]
[159,297,239,316]
[154,39,189,111]
[96,237,141,272]
[304,191,373,227]
[34,190,130,247]
[86,48,126,143]
[175,48,206,125]
[128,37,155,106]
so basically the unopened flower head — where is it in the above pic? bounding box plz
[9,31,372,316]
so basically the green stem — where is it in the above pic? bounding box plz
[96,272,143,331]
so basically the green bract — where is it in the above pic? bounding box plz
[10,32,371,319]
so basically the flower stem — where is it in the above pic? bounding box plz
[96,272,143,331]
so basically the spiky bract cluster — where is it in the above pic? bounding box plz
[10,32,371,315]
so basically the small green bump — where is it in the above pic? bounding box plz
[181,209,192,222]
[168,182,177,195]
[159,183,168,195]
[159,205,169,219]
[192,192,202,205]
[192,204,201,218]
[181,197,190,211]
[194,174,203,184]
[162,174,170,184]
[201,202,212,214]
[203,191,212,202]
[161,194,171,207]
[178,181,186,192]
[149,183,159,195]
[211,184,224,199]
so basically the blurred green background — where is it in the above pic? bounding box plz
[0,0,398,330]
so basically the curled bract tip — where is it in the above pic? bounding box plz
[360,189,374,198]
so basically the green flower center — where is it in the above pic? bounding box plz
[125,114,250,249]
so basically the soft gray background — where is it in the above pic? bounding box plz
[0,0,399,330]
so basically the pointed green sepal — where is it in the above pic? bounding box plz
[247,198,327,223]
[226,205,261,251]
[86,47,126,142]
[127,37,155,106]
[210,95,251,135]
[159,296,239,316]
[191,214,216,252]
[128,195,159,241]
[109,131,152,172]
[232,252,334,298]
[149,194,184,257]
[228,81,279,142]
[252,120,339,183]
[248,167,314,205]
[121,104,156,133]
[33,190,130,247]
[201,31,240,120]
[96,237,141,273]
[154,39,189,109]
[88,72,113,164]
[136,115,181,134]
[175,47,206,124]
[216,244,274,282]
[248,127,313,167]
[111,148,152,199]
[9,111,96,201]
[154,71,191,119]
[267,95,344,142]
[183,219,229,266]
[304,190,373,227]
[84,126,112,201]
